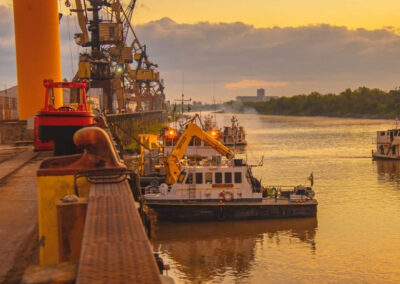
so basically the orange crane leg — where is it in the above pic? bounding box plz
[13,0,63,120]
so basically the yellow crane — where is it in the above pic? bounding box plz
[164,115,235,185]
[66,0,166,112]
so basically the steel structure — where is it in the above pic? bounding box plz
[67,0,167,113]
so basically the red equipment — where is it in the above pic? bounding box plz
[35,80,94,155]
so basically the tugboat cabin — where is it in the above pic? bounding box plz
[372,129,400,160]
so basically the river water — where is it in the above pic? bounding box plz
[150,113,400,283]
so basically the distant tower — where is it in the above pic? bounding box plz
[13,0,62,120]
[257,88,265,99]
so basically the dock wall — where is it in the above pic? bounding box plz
[0,121,33,144]
[106,110,168,147]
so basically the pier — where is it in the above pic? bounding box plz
[76,180,162,283]
[0,133,165,283]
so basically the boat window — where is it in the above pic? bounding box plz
[189,136,200,146]
[215,172,223,184]
[177,170,187,184]
[185,173,193,184]
[203,140,211,147]
[234,172,242,183]
[225,172,232,183]
[195,172,203,184]
[205,172,213,184]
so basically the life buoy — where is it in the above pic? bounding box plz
[224,191,233,202]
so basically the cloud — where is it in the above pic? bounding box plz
[2,3,400,103]
[135,19,400,101]
[0,4,84,84]
[225,79,288,89]
[0,5,16,85]
[139,3,150,12]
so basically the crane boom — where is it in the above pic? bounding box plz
[165,120,235,185]
[71,0,90,46]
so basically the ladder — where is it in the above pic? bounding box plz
[188,168,196,200]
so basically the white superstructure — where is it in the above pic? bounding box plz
[145,160,262,202]
[372,129,400,160]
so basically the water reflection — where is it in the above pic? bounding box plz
[375,160,400,181]
[152,218,317,283]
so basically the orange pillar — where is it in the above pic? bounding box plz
[13,0,63,120]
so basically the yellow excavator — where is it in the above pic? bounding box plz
[164,115,235,185]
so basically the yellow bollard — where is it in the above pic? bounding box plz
[37,127,126,264]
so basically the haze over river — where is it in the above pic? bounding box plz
[150,113,400,283]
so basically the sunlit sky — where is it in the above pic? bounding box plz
[2,0,400,101]
[130,0,400,30]
[3,0,400,30]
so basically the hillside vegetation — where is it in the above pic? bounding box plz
[236,87,400,118]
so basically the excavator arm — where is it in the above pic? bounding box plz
[165,121,235,185]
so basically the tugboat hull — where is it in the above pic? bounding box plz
[146,199,317,222]
[372,153,400,160]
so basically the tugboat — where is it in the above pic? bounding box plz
[161,125,221,159]
[221,115,247,146]
[144,115,317,222]
[161,114,246,160]
[202,114,247,146]
[372,127,400,160]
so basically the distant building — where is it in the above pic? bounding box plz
[0,86,18,120]
[257,88,265,98]
[236,88,277,103]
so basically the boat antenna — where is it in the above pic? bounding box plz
[181,72,184,125]
[174,93,191,128]
[213,80,216,126]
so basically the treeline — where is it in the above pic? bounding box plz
[235,87,400,118]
